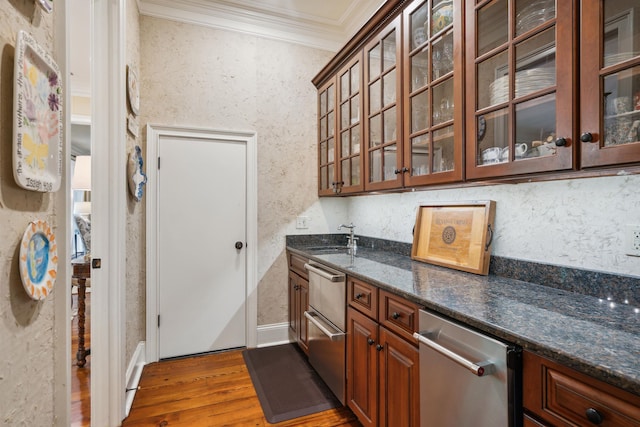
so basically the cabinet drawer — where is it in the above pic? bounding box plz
[348,277,378,319]
[288,252,308,279]
[524,351,640,427]
[378,289,420,344]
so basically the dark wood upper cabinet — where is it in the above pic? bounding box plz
[336,54,365,194]
[364,16,404,191]
[402,0,464,186]
[314,0,640,195]
[580,0,640,168]
[465,0,577,180]
[317,78,338,195]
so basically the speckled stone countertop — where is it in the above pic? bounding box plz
[286,235,640,396]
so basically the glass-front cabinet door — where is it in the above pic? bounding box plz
[403,0,463,186]
[337,54,364,194]
[317,78,337,195]
[465,0,575,179]
[364,17,403,191]
[581,0,640,167]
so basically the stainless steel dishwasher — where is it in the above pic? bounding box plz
[303,261,347,405]
[413,309,522,427]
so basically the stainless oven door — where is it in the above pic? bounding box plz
[304,309,346,405]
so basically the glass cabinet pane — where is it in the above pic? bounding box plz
[412,48,429,91]
[515,0,555,37]
[515,28,556,99]
[369,43,381,79]
[432,0,453,36]
[478,0,508,56]
[411,3,428,50]
[411,90,429,133]
[383,70,396,107]
[370,114,382,146]
[383,33,397,70]
[370,80,382,113]
[433,126,454,172]
[383,147,397,180]
[341,72,349,100]
[603,0,640,67]
[477,108,508,166]
[384,107,397,143]
[479,51,508,109]
[515,93,556,159]
[351,95,360,124]
[351,63,359,94]
[341,103,349,129]
[432,78,454,125]
[352,127,360,154]
[411,134,429,176]
[603,65,640,146]
[432,31,454,79]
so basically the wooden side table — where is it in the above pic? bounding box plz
[72,259,91,367]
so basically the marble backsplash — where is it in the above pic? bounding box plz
[287,234,640,307]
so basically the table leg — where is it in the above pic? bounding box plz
[76,277,89,367]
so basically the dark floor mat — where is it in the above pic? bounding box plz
[242,343,341,423]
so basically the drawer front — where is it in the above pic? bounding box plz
[378,290,420,344]
[288,252,308,279]
[347,277,378,319]
[524,351,640,427]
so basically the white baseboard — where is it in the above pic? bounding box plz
[125,341,146,416]
[256,322,293,348]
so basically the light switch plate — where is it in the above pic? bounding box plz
[296,216,309,229]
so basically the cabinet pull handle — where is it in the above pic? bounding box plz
[585,408,603,425]
[554,137,567,147]
[392,312,401,320]
[367,338,375,345]
[580,132,594,143]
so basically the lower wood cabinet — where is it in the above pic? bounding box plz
[523,351,640,427]
[347,306,420,427]
[288,270,309,354]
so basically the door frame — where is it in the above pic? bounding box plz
[145,125,258,363]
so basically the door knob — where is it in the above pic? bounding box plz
[580,132,594,143]
[235,241,244,250]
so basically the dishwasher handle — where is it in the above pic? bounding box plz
[413,332,494,377]
[304,263,345,282]
[305,311,345,341]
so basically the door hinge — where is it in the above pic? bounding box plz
[157,315,160,328]
[157,157,160,170]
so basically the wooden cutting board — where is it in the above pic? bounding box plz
[411,201,496,275]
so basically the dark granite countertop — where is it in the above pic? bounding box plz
[286,235,640,397]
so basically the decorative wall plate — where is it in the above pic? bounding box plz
[127,65,140,116]
[19,220,58,300]
[127,145,147,202]
[37,0,53,13]
[13,30,62,192]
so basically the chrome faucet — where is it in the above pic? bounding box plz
[338,223,358,256]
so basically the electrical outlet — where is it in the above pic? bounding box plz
[296,216,309,229]
[626,225,640,257]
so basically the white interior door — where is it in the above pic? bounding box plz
[157,135,247,359]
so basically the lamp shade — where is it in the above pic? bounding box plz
[72,156,91,190]
[73,201,91,216]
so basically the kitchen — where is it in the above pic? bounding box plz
[1,0,639,426]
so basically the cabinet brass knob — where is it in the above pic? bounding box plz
[585,408,603,425]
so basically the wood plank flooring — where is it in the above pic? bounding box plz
[71,292,358,426]
[71,292,91,427]
[123,350,362,427]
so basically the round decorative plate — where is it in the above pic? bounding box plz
[19,220,58,300]
[127,65,140,116]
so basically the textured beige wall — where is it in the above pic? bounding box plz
[139,16,334,326]
[0,3,59,425]
[125,0,145,365]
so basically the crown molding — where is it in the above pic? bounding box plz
[139,0,382,52]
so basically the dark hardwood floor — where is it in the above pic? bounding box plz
[71,292,91,427]
[123,350,361,426]
[72,293,360,426]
